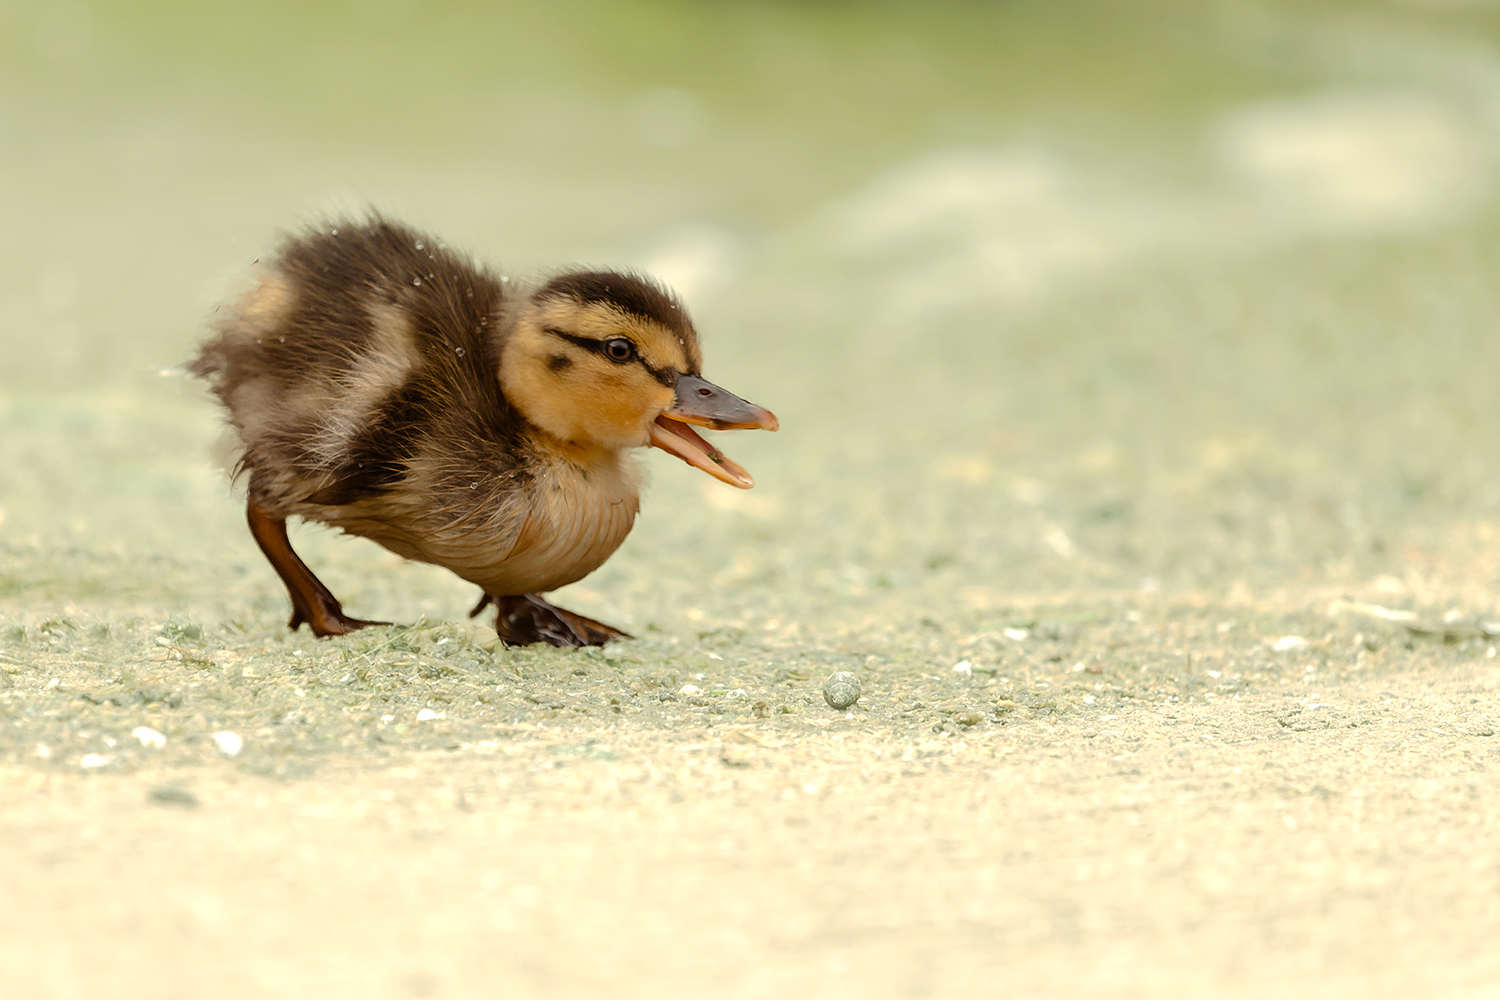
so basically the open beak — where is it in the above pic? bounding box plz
[648,374,779,490]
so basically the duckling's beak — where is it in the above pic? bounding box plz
[649,374,779,490]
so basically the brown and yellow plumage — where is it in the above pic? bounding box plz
[191,216,777,646]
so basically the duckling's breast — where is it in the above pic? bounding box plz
[462,451,643,596]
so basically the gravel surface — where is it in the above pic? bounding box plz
[4,596,1500,997]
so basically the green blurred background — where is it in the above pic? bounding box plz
[4,0,1500,637]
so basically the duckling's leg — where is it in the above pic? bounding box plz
[246,500,390,637]
[470,593,629,647]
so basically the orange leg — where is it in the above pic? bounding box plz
[246,500,389,637]
[469,592,629,647]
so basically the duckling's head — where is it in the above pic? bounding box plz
[501,271,777,488]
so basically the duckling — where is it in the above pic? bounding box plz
[189,216,777,647]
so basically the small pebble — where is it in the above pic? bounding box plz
[212,731,243,756]
[79,753,109,768]
[952,661,972,676]
[416,708,440,722]
[1272,635,1309,652]
[679,684,702,696]
[822,671,861,710]
[132,726,166,749]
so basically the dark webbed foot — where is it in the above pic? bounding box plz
[288,595,390,637]
[247,500,390,638]
[470,593,630,647]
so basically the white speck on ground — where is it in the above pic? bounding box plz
[211,732,243,757]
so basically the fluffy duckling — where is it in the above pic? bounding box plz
[190,216,777,646]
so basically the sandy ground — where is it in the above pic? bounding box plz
[4,590,1500,999]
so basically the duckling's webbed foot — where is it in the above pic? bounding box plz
[474,593,630,647]
[246,500,390,638]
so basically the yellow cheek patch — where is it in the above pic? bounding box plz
[502,300,683,450]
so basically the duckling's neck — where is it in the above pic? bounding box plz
[528,426,645,513]
[531,428,632,469]
[493,430,641,594]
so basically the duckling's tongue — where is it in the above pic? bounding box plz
[649,416,756,489]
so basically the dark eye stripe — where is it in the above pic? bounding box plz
[545,328,677,387]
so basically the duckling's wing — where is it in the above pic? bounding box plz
[193,217,526,516]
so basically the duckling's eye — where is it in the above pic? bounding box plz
[604,338,636,363]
